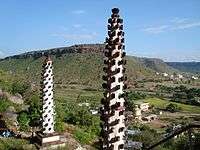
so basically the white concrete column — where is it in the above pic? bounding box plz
[101,8,127,150]
[41,56,55,134]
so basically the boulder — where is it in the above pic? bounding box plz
[3,106,19,130]
[8,93,24,104]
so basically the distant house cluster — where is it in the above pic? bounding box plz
[134,102,159,123]
[78,102,99,115]
[156,72,199,81]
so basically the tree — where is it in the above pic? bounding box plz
[0,97,10,112]
[166,103,179,113]
[55,101,65,132]
[27,93,41,127]
[17,112,30,131]
[11,81,29,96]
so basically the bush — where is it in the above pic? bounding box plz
[128,91,147,100]
[74,128,97,144]
[0,138,29,150]
[17,111,30,131]
[0,97,10,112]
[11,81,29,96]
[166,103,180,113]
[65,106,94,126]
[27,93,41,127]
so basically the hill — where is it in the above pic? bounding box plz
[0,44,177,89]
[167,62,200,73]
[137,57,178,73]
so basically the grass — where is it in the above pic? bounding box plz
[0,138,33,150]
[143,97,200,114]
[0,53,155,89]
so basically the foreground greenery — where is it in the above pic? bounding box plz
[144,98,200,114]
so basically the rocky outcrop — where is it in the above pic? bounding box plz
[8,93,24,104]
[0,88,24,105]
[2,44,105,60]
[3,106,19,131]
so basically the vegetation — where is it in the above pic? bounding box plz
[166,103,180,113]
[167,62,200,73]
[0,97,11,112]
[144,98,200,114]
[17,111,30,131]
[0,138,31,150]
[0,45,199,149]
[0,44,170,89]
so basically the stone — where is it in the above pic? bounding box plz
[8,94,24,104]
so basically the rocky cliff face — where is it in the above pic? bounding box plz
[2,44,105,60]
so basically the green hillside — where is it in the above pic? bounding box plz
[167,62,200,73]
[0,44,177,89]
[137,57,178,73]
[0,53,154,89]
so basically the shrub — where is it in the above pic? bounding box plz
[17,111,30,131]
[28,93,41,127]
[74,128,97,144]
[11,81,29,96]
[0,97,10,112]
[0,138,29,150]
[166,103,180,113]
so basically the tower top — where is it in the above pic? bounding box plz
[45,55,52,63]
[112,8,119,14]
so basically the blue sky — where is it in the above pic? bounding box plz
[0,0,200,61]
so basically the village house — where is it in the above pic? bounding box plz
[191,76,198,80]
[135,101,150,112]
[162,72,169,77]
[142,114,158,122]
[177,74,184,79]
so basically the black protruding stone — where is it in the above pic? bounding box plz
[118,144,124,149]
[102,75,107,81]
[119,110,124,116]
[122,52,126,57]
[118,127,125,133]
[102,83,108,89]
[108,18,112,24]
[112,8,119,14]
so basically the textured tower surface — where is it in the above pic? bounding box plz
[100,8,127,150]
[41,56,55,134]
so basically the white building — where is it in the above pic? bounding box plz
[162,73,169,77]
[135,102,150,112]
[192,76,198,80]
[177,74,184,79]
[134,105,142,120]
[156,72,160,75]
[142,114,158,122]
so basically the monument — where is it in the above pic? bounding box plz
[35,56,65,149]
[100,8,127,150]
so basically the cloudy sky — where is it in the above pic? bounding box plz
[0,0,200,61]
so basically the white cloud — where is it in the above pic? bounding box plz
[0,50,4,58]
[172,22,200,30]
[52,32,97,40]
[143,18,200,34]
[143,25,169,34]
[71,10,86,15]
[170,17,188,24]
[72,24,82,28]
[133,49,200,62]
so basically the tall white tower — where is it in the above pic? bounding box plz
[36,56,66,149]
[100,8,127,150]
[41,56,55,134]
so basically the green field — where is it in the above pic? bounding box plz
[143,98,200,114]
